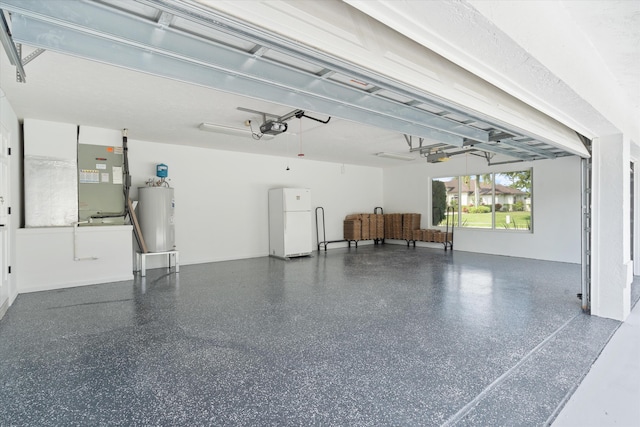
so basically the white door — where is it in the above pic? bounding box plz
[0,230,6,303]
[0,124,10,303]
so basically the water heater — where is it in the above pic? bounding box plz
[137,186,175,252]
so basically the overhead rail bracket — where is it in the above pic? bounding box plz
[0,9,27,82]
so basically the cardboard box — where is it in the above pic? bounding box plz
[375,214,384,239]
[344,220,361,240]
[402,213,421,240]
[384,214,392,239]
[343,213,388,241]
[393,214,403,239]
[370,214,377,239]
[361,214,370,240]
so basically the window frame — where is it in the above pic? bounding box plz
[431,168,533,232]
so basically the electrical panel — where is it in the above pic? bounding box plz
[78,144,125,224]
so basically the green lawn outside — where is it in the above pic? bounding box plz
[439,211,531,229]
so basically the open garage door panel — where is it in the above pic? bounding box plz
[0,0,588,161]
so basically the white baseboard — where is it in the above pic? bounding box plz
[0,298,8,321]
[18,274,134,294]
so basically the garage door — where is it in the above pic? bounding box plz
[0,0,589,161]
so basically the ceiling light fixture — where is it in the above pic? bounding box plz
[375,152,415,161]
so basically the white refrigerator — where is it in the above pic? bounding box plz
[268,188,312,258]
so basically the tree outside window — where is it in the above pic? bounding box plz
[432,179,447,226]
[495,171,531,230]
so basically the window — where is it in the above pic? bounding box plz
[459,174,493,229]
[432,169,532,231]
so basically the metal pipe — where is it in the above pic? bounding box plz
[293,110,331,124]
[122,128,131,213]
[487,159,526,166]
[408,142,448,153]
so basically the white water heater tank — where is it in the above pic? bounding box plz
[137,186,175,252]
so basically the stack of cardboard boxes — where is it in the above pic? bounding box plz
[346,212,439,242]
[384,213,404,240]
[410,229,453,243]
[344,213,385,241]
[402,213,421,240]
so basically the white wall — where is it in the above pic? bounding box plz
[127,139,383,267]
[10,116,582,292]
[383,154,582,263]
[591,134,632,321]
[13,120,383,286]
[10,117,381,291]
[15,120,135,293]
[17,226,134,293]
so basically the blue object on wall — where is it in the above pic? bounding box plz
[156,163,168,178]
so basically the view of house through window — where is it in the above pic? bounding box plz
[432,170,532,231]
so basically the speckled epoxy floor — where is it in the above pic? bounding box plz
[0,245,636,426]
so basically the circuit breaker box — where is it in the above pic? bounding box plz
[78,144,125,224]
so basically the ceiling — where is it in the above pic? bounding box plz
[1,0,638,168]
[551,0,640,113]
[466,0,640,142]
